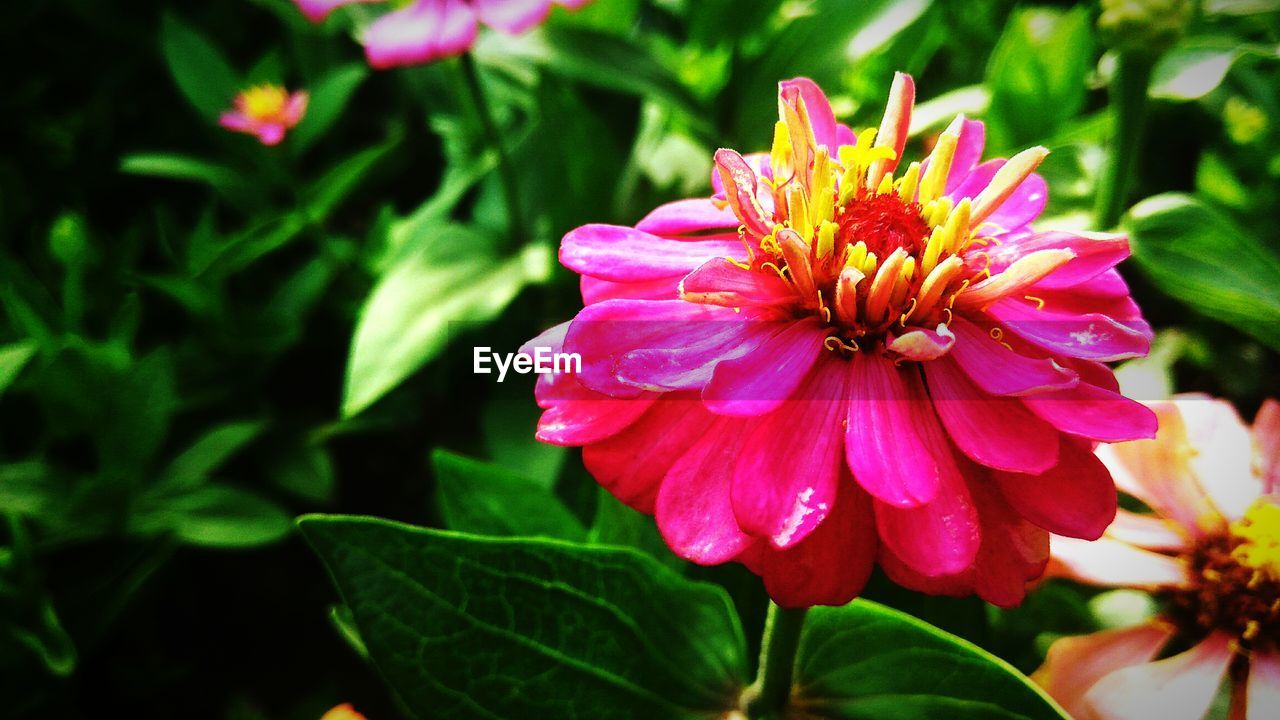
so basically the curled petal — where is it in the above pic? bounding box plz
[993,438,1117,539]
[703,319,827,417]
[680,258,799,309]
[986,297,1152,362]
[886,323,955,362]
[713,149,773,238]
[635,198,739,237]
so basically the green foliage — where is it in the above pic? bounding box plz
[432,449,586,540]
[299,515,749,719]
[161,13,241,119]
[794,601,1070,720]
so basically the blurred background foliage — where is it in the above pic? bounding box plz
[1,0,1278,717]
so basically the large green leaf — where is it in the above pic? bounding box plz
[341,227,551,417]
[432,449,585,540]
[298,516,749,720]
[1125,193,1280,351]
[292,64,369,152]
[793,600,1069,720]
[160,14,240,119]
[984,6,1092,151]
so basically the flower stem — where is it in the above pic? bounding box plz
[744,603,808,720]
[459,52,521,246]
[1094,52,1155,230]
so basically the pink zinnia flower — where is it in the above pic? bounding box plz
[219,84,309,146]
[294,0,592,69]
[1034,395,1280,720]
[526,75,1156,608]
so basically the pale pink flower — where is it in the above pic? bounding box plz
[1035,395,1280,720]
[526,75,1155,608]
[219,85,308,146]
[294,0,592,69]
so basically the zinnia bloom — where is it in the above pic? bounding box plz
[294,0,592,68]
[526,74,1155,608]
[320,704,368,720]
[219,84,308,146]
[1034,395,1280,720]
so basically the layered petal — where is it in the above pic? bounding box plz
[1047,535,1190,589]
[1032,622,1174,720]
[561,224,744,282]
[846,355,944,507]
[703,319,828,416]
[655,419,754,564]
[993,438,1117,539]
[1084,632,1234,720]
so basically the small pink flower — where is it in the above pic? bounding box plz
[295,0,593,69]
[1034,395,1280,720]
[527,75,1156,608]
[219,85,308,146]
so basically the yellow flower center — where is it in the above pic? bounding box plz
[1232,500,1280,581]
[239,85,290,122]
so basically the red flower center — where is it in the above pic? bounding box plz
[834,191,931,260]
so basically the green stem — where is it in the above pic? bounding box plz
[459,52,521,246]
[744,603,808,720]
[1094,52,1155,230]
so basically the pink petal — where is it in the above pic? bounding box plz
[635,198,739,237]
[994,438,1117,539]
[363,0,478,68]
[945,118,986,193]
[949,317,1079,396]
[533,372,655,445]
[294,0,374,22]
[1023,380,1157,443]
[731,356,847,548]
[1085,632,1234,720]
[711,151,771,195]
[1047,535,1189,589]
[702,319,827,417]
[986,297,1151,362]
[580,275,678,304]
[1176,394,1262,521]
[1032,623,1174,720]
[1096,401,1224,535]
[561,224,744,282]
[679,257,798,309]
[749,481,877,608]
[655,418,755,564]
[989,231,1131,290]
[583,395,715,513]
[472,0,551,33]
[779,77,838,150]
[950,159,1047,231]
[1258,399,1280,494]
[713,149,773,238]
[1248,649,1280,720]
[872,446,981,577]
[615,319,783,392]
[925,356,1060,474]
[967,478,1050,607]
[563,299,741,397]
[846,355,946,507]
[1105,510,1190,552]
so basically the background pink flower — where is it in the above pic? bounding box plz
[294,0,592,68]
[528,74,1156,608]
[1035,395,1280,720]
[219,84,309,145]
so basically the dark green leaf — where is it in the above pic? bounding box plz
[588,489,681,570]
[304,133,400,222]
[159,421,266,491]
[342,228,551,417]
[0,340,38,396]
[793,600,1069,720]
[120,153,251,203]
[298,515,748,720]
[98,349,178,476]
[160,14,240,119]
[292,64,368,152]
[432,449,584,540]
[133,485,291,548]
[1125,193,1280,351]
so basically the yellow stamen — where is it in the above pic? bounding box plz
[918,120,960,204]
[815,221,837,261]
[1232,500,1280,581]
[896,162,921,202]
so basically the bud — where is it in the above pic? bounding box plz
[1097,0,1192,57]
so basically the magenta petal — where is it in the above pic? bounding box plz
[1023,380,1158,443]
[679,257,798,309]
[990,231,1130,290]
[564,299,740,397]
[730,356,847,548]
[583,395,716,513]
[924,356,1060,474]
[945,119,986,193]
[534,373,655,445]
[472,0,550,33]
[363,0,478,68]
[702,319,827,416]
[616,320,782,392]
[580,275,678,304]
[561,224,744,282]
[713,149,774,238]
[294,0,373,22]
[949,317,1078,396]
[846,356,943,507]
[780,77,838,149]
[635,198,739,237]
[751,483,877,607]
[994,438,1118,540]
[655,419,754,564]
[950,160,1046,231]
[987,297,1151,362]
[873,447,981,577]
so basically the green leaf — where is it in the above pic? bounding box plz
[0,462,57,516]
[342,228,551,417]
[432,449,584,540]
[120,153,251,203]
[1149,39,1243,101]
[588,489,681,570]
[98,348,178,476]
[292,64,368,152]
[133,485,291,548]
[304,133,400,222]
[984,6,1093,150]
[298,516,748,720]
[159,420,266,491]
[270,442,337,503]
[160,13,240,119]
[1125,193,1280,351]
[0,340,38,396]
[793,600,1069,720]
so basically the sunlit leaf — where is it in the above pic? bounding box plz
[299,515,749,720]
[0,340,38,396]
